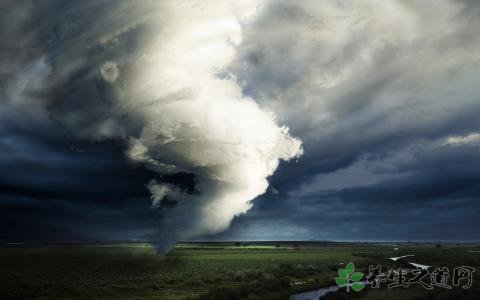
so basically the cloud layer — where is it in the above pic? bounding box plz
[2,0,480,243]
[216,0,480,241]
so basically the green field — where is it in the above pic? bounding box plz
[0,242,478,299]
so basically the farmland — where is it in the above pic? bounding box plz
[0,242,479,299]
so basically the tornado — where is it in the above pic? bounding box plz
[1,0,302,251]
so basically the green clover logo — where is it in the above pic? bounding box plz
[335,262,365,292]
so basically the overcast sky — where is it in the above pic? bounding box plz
[1,0,480,243]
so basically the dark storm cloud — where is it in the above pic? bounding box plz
[213,0,480,241]
[218,138,480,241]
[0,0,170,241]
[232,0,480,189]
[2,0,480,243]
[0,193,159,241]
[0,97,161,240]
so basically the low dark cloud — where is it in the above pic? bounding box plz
[217,140,480,241]
[0,119,160,240]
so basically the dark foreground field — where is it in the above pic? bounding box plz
[0,242,479,299]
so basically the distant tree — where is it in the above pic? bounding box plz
[435,244,442,248]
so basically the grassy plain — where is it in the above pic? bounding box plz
[0,242,478,299]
